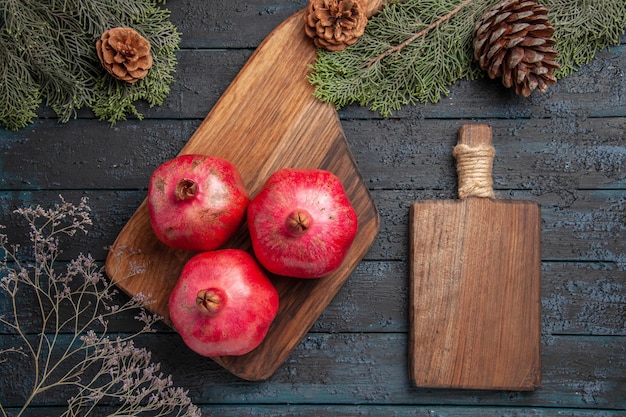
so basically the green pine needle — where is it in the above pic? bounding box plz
[547,0,626,77]
[308,0,626,117]
[0,37,42,129]
[0,0,181,130]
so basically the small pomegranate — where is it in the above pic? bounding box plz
[147,154,249,252]
[247,168,358,278]
[168,249,279,357]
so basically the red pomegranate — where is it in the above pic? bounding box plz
[168,249,279,357]
[247,168,358,278]
[147,154,249,252]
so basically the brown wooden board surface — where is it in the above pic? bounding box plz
[2,0,625,414]
[104,6,382,381]
[409,124,542,390]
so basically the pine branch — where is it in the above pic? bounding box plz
[92,5,180,123]
[308,0,626,117]
[545,0,626,77]
[309,0,490,116]
[364,0,475,67]
[0,0,181,131]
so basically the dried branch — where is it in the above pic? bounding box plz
[0,197,199,417]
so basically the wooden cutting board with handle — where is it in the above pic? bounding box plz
[409,124,541,390]
[105,2,384,381]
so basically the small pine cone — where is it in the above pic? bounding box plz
[97,27,153,83]
[304,0,368,51]
[473,0,559,97]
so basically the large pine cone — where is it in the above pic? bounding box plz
[97,28,153,83]
[473,0,559,97]
[304,0,368,51]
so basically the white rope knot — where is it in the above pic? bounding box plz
[452,143,495,199]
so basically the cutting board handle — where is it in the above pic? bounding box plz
[453,124,495,199]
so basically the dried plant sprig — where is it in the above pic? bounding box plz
[0,196,200,417]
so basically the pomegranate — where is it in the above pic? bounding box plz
[247,168,358,278]
[147,154,249,252]
[168,249,279,357]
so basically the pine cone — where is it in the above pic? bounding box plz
[473,0,559,97]
[97,28,153,83]
[304,0,368,51]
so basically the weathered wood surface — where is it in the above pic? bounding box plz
[0,0,624,415]
[104,5,380,382]
[1,408,624,417]
[1,333,624,408]
[409,125,542,390]
[2,117,625,192]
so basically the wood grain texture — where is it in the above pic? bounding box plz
[4,117,625,192]
[0,0,624,414]
[2,333,624,408]
[104,7,380,381]
[2,187,622,264]
[409,125,542,390]
[2,191,623,337]
[4,406,624,417]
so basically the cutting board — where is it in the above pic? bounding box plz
[409,124,542,390]
[105,3,384,381]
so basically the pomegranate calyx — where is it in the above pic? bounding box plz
[196,288,225,314]
[175,178,199,201]
[286,210,312,236]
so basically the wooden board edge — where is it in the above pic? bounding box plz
[407,198,543,391]
[212,133,381,381]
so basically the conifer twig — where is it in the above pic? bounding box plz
[0,0,180,131]
[309,0,626,116]
[363,0,474,68]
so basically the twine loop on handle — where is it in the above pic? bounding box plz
[452,143,495,199]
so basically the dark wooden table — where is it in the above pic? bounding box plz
[1,1,624,415]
